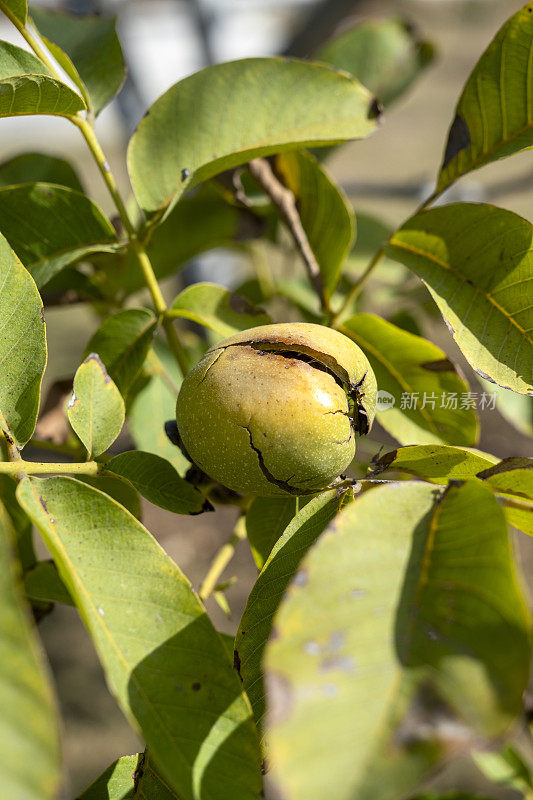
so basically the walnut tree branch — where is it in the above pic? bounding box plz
[248,157,330,314]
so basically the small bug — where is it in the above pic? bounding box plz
[350,372,370,436]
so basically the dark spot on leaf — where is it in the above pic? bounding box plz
[110,215,123,236]
[233,649,242,680]
[369,97,383,121]
[477,457,532,481]
[442,114,471,169]
[420,358,455,372]
[142,109,150,119]
[39,496,49,514]
[40,307,45,323]
[191,682,201,691]
[369,448,397,475]
[181,168,191,182]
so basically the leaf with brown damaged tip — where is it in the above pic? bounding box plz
[437,4,533,193]
[477,457,533,501]
[67,354,125,458]
[369,444,497,483]
[264,481,530,800]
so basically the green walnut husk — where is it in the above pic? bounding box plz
[176,323,377,497]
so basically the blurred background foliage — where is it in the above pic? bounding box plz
[8,0,531,794]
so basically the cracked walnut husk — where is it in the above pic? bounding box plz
[175,323,377,497]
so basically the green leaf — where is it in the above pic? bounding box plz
[77,754,139,800]
[0,152,83,191]
[127,57,380,215]
[437,3,533,194]
[24,560,73,606]
[67,353,125,458]
[274,150,355,299]
[148,184,253,272]
[129,370,189,476]
[128,340,190,474]
[245,496,298,569]
[169,282,271,339]
[31,7,125,116]
[0,0,27,25]
[0,39,53,78]
[502,496,533,537]
[0,474,35,569]
[218,632,235,664]
[474,745,533,797]
[0,233,46,448]
[387,204,533,395]
[106,450,206,515]
[78,752,181,800]
[0,499,60,800]
[236,489,352,723]
[477,457,533,501]
[0,41,85,117]
[341,314,479,446]
[264,481,531,800]
[0,183,119,287]
[83,309,157,397]
[18,476,262,800]
[370,444,497,483]
[317,18,434,107]
[100,183,256,296]
[369,446,533,536]
[76,474,142,520]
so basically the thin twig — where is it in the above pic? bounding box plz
[0,459,101,476]
[248,157,331,314]
[330,190,442,329]
[199,516,247,602]
[330,248,385,328]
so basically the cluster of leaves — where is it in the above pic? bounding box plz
[0,1,531,800]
